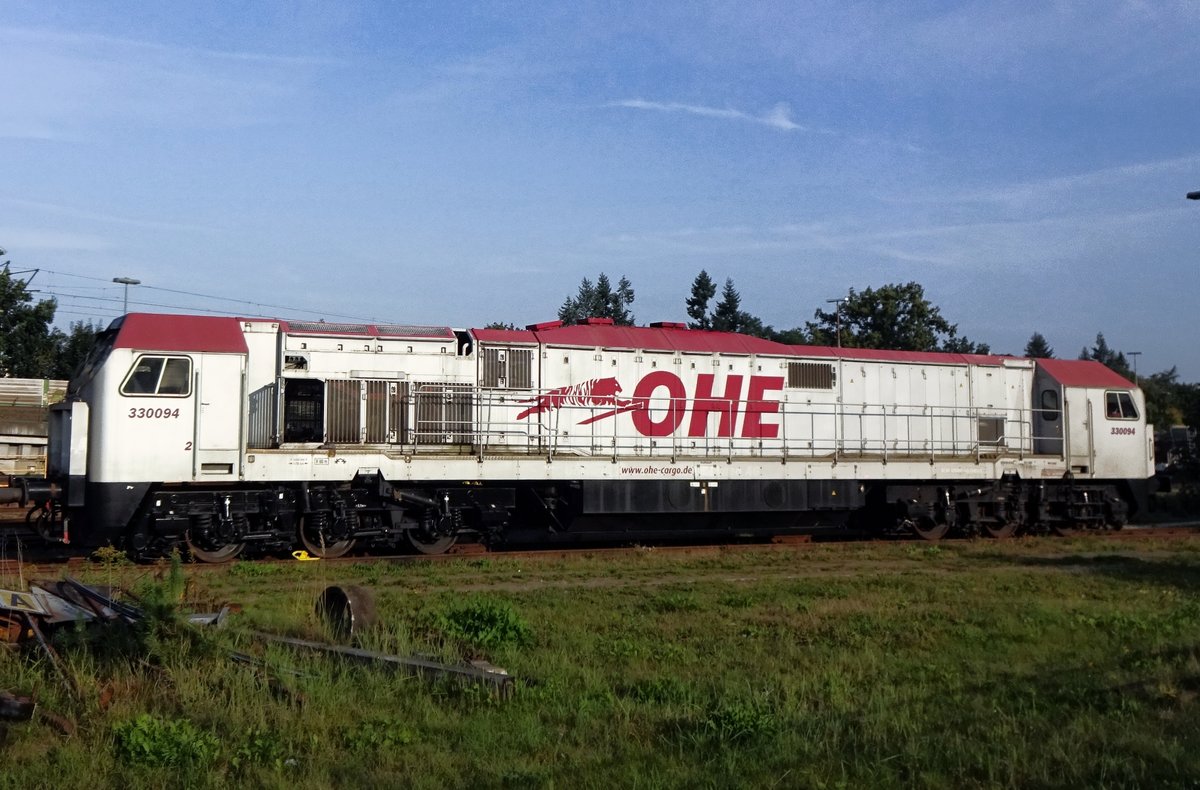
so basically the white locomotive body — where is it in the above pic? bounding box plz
[23,313,1153,559]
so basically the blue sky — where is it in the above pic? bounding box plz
[2,1,1198,378]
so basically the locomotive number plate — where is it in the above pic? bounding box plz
[127,407,181,419]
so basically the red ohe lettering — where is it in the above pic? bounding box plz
[687,374,744,437]
[631,371,688,436]
[521,371,785,438]
[740,376,784,439]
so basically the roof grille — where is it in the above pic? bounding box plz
[375,325,452,338]
[288,322,371,334]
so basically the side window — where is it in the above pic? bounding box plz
[121,355,192,396]
[1105,391,1138,420]
[158,358,192,394]
[123,357,163,394]
[1040,389,1060,422]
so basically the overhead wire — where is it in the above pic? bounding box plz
[32,267,391,323]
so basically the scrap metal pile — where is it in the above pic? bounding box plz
[1,578,513,741]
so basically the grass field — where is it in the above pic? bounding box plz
[3,535,1200,789]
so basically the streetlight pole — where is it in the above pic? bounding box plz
[113,276,141,313]
[825,298,846,348]
[1128,351,1142,383]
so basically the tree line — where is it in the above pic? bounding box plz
[2,257,1194,431]
[536,269,1199,430]
[0,266,100,379]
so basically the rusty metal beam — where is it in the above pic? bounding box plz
[248,631,514,696]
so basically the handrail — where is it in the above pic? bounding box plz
[309,381,1077,462]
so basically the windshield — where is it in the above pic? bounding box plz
[67,324,119,396]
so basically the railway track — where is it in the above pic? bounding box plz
[2,523,1198,578]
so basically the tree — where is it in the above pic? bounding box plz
[49,320,102,380]
[1079,333,1130,378]
[710,278,743,333]
[557,273,636,326]
[685,273,805,342]
[0,265,59,377]
[805,282,989,353]
[1024,332,1055,359]
[483,321,517,330]
[685,270,717,330]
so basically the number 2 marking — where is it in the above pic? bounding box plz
[184,441,192,451]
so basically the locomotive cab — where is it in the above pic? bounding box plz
[1034,358,1154,480]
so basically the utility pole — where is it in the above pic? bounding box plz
[825,297,846,348]
[113,277,141,313]
[1127,351,1142,383]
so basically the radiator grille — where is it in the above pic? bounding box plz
[787,362,835,390]
[414,383,473,444]
[481,348,533,388]
[326,380,362,443]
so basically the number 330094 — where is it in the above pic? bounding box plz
[128,407,180,419]
[1111,426,1136,436]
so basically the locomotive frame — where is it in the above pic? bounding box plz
[8,313,1155,560]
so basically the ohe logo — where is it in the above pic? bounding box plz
[516,372,784,439]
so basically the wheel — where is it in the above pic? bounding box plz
[185,514,246,563]
[982,520,1019,539]
[910,517,950,541]
[404,529,457,555]
[299,514,356,559]
[185,534,245,563]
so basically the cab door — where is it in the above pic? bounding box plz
[1063,387,1093,474]
[193,353,246,479]
[1033,383,1064,457]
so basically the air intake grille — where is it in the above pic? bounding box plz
[288,322,371,335]
[375,325,454,338]
[787,362,836,389]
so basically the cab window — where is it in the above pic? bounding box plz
[1104,391,1138,420]
[121,355,192,396]
[1040,389,1060,422]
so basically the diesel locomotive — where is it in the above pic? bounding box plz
[4,313,1154,560]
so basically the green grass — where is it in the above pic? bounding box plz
[3,536,1200,788]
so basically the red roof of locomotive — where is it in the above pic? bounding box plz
[112,314,249,354]
[1035,358,1134,389]
[474,320,1015,365]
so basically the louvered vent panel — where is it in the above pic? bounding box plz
[787,362,835,389]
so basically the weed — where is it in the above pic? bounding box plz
[227,561,283,578]
[718,591,760,608]
[700,696,777,742]
[230,726,290,772]
[91,544,132,568]
[623,676,698,706]
[112,714,219,768]
[652,590,701,612]
[435,597,531,651]
[342,717,415,754]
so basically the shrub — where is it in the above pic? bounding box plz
[435,598,531,650]
[113,714,220,768]
[701,697,777,742]
[342,718,414,754]
[230,726,289,772]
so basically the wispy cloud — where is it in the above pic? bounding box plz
[0,227,111,253]
[0,25,330,140]
[608,99,805,131]
[957,153,1200,205]
[0,198,214,234]
[384,47,563,108]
